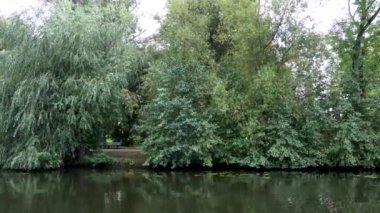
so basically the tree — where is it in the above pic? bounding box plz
[0,0,139,170]
[349,0,380,99]
[139,59,220,168]
[139,0,221,168]
[327,0,380,166]
[333,0,380,106]
[140,0,334,169]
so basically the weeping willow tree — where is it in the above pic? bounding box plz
[0,0,138,170]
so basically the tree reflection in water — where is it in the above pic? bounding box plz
[0,170,379,213]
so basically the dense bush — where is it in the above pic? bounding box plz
[139,59,221,168]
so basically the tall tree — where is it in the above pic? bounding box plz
[139,0,222,168]
[0,0,139,170]
[140,0,333,169]
[327,0,380,166]
[349,0,380,100]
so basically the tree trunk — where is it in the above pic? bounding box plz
[351,0,380,99]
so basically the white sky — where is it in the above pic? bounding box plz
[304,0,347,33]
[0,0,347,36]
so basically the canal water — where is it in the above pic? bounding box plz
[0,170,379,213]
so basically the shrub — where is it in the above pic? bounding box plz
[85,152,116,168]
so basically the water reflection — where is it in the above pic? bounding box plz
[0,170,379,213]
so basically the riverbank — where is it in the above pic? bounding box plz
[101,148,146,166]
[87,148,380,173]
[60,147,145,170]
[5,147,378,172]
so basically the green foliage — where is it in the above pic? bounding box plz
[327,0,380,167]
[1,0,379,170]
[138,0,224,168]
[139,0,380,169]
[139,59,220,168]
[85,152,116,168]
[327,103,379,167]
[122,158,135,167]
[0,0,138,170]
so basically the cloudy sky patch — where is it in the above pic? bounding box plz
[0,0,347,36]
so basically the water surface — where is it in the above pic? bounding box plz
[0,170,379,213]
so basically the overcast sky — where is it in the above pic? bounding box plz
[0,0,347,36]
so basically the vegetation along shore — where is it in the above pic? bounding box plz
[0,0,379,171]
